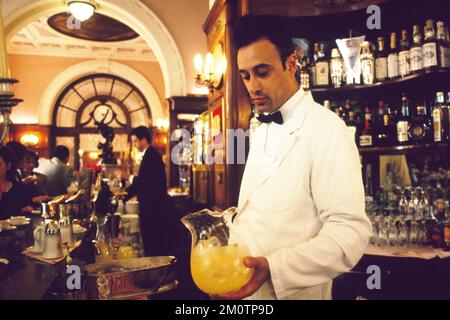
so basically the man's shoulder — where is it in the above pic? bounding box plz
[306,102,344,128]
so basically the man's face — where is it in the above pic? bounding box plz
[238,38,297,114]
[131,135,147,152]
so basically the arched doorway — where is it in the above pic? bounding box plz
[52,74,151,169]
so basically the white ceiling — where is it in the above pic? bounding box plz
[8,16,157,62]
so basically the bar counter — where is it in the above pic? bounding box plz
[2,218,450,300]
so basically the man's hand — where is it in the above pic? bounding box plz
[121,171,131,181]
[214,256,270,300]
[22,176,37,185]
[32,195,51,203]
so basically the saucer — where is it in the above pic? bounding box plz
[27,246,43,254]
[9,218,31,226]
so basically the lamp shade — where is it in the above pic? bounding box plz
[68,1,96,22]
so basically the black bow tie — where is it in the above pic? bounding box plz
[256,111,284,125]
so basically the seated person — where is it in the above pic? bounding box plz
[35,145,75,197]
[19,150,50,206]
[0,147,32,220]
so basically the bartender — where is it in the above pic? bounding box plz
[219,15,372,300]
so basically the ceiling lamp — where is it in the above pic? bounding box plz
[68,0,96,22]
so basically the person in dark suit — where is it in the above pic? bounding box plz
[121,126,176,257]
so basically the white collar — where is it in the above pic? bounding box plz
[277,87,305,123]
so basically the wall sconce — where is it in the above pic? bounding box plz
[20,132,40,147]
[67,0,97,22]
[194,43,226,93]
[155,119,169,131]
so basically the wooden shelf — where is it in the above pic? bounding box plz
[359,143,449,155]
[310,68,450,95]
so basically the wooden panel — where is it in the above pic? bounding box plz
[213,164,226,210]
[247,0,389,17]
[10,124,51,157]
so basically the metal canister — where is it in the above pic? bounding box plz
[360,41,375,85]
[330,48,344,87]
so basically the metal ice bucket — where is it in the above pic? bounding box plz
[84,256,178,300]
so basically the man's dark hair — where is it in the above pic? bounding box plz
[6,141,27,164]
[130,126,153,143]
[53,145,70,161]
[0,146,18,181]
[24,150,40,167]
[234,15,295,69]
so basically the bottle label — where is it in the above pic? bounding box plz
[359,135,373,147]
[397,121,409,142]
[316,62,330,86]
[433,108,442,142]
[422,43,438,68]
[411,124,425,140]
[311,66,317,86]
[410,47,423,71]
[388,53,399,78]
[399,50,411,76]
[375,57,388,81]
[439,46,450,68]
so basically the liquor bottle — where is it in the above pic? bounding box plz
[410,25,424,73]
[433,92,447,142]
[399,29,411,77]
[408,102,433,144]
[359,106,374,147]
[422,20,439,70]
[437,21,450,69]
[375,37,388,82]
[311,43,320,87]
[397,93,410,145]
[346,110,358,144]
[315,43,330,87]
[330,48,344,88]
[360,41,375,85]
[341,99,351,123]
[447,92,450,141]
[388,32,399,79]
[300,58,311,90]
[375,100,392,146]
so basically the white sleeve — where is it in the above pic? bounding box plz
[267,120,372,299]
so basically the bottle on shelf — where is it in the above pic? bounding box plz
[375,36,388,82]
[375,100,394,146]
[437,21,450,69]
[388,32,400,79]
[397,93,410,145]
[410,25,424,73]
[408,102,433,144]
[300,58,311,90]
[399,29,411,77]
[311,43,320,87]
[433,92,447,142]
[315,43,330,87]
[359,106,374,147]
[330,48,344,88]
[422,19,439,71]
[447,92,450,140]
[346,110,358,144]
[360,41,375,85]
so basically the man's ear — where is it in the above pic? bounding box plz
[285,53,298,74]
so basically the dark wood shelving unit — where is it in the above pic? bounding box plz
[359,143,449,155]
[310,69,450,95]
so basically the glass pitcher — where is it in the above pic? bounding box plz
[181,207,254,296]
